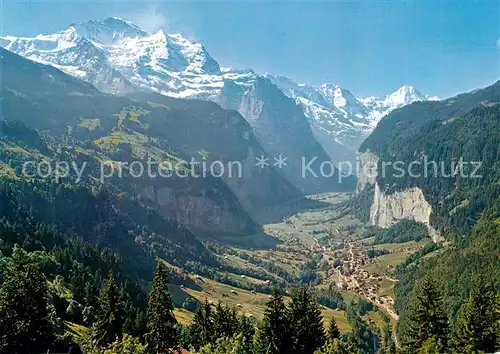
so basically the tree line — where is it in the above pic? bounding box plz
[1,245,499,354]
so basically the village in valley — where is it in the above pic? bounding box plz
[170,192,435,337]
[262,193,408,321]
[259,193,440,339]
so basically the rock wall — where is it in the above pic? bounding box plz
[370,183,443,242]
[356,151,379,193]
[218,77,353,193]
[139,183,257,236]
[357,151,443,242]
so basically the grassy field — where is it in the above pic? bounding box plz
[363,310,387,332]
[0,162,19,180]
[377,278,396,299]
[93,131,148,154]
[362,252,407,275]
[173,308,196,325]
[172,194,410,335]
[220,254,279,280]
[376,252,408,268]
[263,193,367,247]
[364,239,432,275]
[79,118,101,131]
[373,239,429,252]
[307,192,352,205]
[226,249,306,278]
[176,276,351,332]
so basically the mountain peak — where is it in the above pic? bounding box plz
[151,29,167,41]
[394,85,421,95]
[320,83,340,89]
[387,85,426,105]
[397,84,417,91]
[319,83,359,108]
[69,17,148,45]
[103,16,136,25]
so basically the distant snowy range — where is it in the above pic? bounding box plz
[1,17,438,167]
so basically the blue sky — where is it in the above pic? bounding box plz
[1,1,498,97]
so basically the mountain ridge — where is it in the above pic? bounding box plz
[1,17,435,179]
[0,47,313,236]
[265,74,438,163]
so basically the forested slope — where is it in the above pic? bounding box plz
[357,81,500,351]
[360,81,500,236]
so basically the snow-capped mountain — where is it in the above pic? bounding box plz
[0,17,223,95]
[2,17,351,193]
[265,74,438,163]
[1,17,436,174]
[360,85,439,124]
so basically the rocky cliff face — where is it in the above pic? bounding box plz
[370,183,443,242]
[218,77,351,193]
[138,92,304,224]
[357,152,443,242]
[356,151,379,193]
[359,81,500,239]
[140,184,255,235]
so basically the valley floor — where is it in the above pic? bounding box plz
[170,192,438,335]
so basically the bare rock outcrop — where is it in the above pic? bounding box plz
[357,151,443,243]
[370,183,443,242]
[356,151,379,193]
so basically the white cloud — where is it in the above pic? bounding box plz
[130,8,168,34]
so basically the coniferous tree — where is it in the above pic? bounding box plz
[453,278,499,353]
[289,285,325,354]
[316,318,349,354]
[213,301,238,340]
[70,263,86,304]
[122,300,135,335]
[179,324,191,348]
[84,281,97,308]
[402,277,449,353]
[252,327,266,354]
[314,339,350,354]
[239,315,255,354]
[253,288,292,354]
[133,309,147,336]
[93,270,124,347]
[189,307,205,350]
[145,261,178,353]
[196,334,247,354]
[213,301,228,340]
[386,340,397,354]
[190,299,215,349]
[345,315,376,354]
[0,247,54,353]
[103,333,147,354]
[418,338,441,354]
[380,320,396,354]
[384,330,397,354]
[327,318,341,341]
